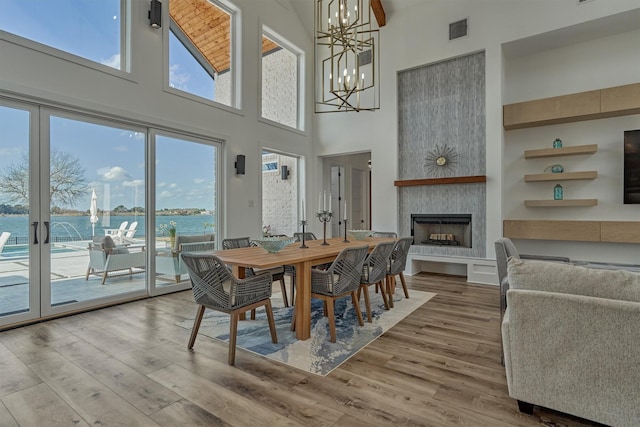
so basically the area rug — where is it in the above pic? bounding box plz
[176,289,436,376]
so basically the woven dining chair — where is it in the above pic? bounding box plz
[358,240,396,322]
[181,253,277,365]
[372,231,398,238]
[385,237,413,307]
[222,237,290,307]
[291,245,369,342]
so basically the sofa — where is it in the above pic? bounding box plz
[156,234,215,283]
[502,257,640,426]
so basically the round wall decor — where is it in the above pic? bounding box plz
[424,144,459,177]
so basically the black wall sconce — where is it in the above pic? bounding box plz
[149,0,162,28]
[281,165,290,180]
[235,155,246,175]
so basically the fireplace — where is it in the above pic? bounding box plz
[411,214,472,248]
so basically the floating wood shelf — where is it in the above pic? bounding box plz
[524,199,598,207]
[524,144,598,159]
[524,171,597,182]
[394,175,486,187]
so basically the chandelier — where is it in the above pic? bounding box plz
[315,0,380,113]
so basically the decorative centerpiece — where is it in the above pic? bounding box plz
[252,236,296,253]
[347,230,372,240]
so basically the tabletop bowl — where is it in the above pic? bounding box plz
[252,236,297,253]
[347,230,372,240]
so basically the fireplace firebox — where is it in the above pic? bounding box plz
[411,214,472,248]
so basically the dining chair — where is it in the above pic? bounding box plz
[285,232,319,304]
[385,237,414,307]
[358,240,396,322]
[222,237,289,307]
[292,245,369,342]
[181,253,277,365]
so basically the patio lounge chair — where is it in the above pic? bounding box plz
[104,221,128,241]
[0,232,10,254]
[86,235,145,285]
[156,234,216,283]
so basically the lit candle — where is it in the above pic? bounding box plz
[344,201,347,220]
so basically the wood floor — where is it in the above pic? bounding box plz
[0,273,604,427]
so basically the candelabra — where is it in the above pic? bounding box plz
[316,210,333,245]
[299,220,309,249]
[342,219,349,243]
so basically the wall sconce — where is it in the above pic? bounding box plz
[235,155,246,175]
[149,0,162,28]
[281,165,290,180]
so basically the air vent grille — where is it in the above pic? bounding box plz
[449,19,468,40]
[358,50,372,66]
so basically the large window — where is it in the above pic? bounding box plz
[168,0,238,108]
[261,27,303,130]
[0,0,127,71]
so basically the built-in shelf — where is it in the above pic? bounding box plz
[524,171,597,182]
[504,220,640,243]
[393,175,486,187]
[524,144,598,159]
[524,199,598,207]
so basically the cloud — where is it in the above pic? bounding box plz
[100,166,131,181]
[159,190,172,198]
[169,183,178,188]
[123,179,144,188]
[194,178,205,184]
[157,182,167,188]
[0,147,22,157]
[169,64,190,90]
[101,53,121,69]
[114,145,128,152]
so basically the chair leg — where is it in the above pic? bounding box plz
[289,274,295,305]
[250,309,256,320]
[279,277,289,307]
[399,272,409,299]
[323,301,328,317]
[517,400,534,415]
[351,292,364,327]
[361,285,372,323]
[265,299,278,344]
[386,275,394,308]
[290,307,296,331]
[188,305,206,349]
[228,312,239,365]
[175,275,181,283]
[101,272,108,285]
[326,299,336,343]
[377,281,390,310]
[85,267,91,280]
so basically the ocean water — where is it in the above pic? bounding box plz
[0,214,216,244]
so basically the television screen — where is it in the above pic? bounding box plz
[624,129,640,204]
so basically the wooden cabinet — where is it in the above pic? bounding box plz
[503,83,640,130]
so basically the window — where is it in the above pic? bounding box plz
[168,0,238,108]
[0,0,127,71]
[261,27,303,130]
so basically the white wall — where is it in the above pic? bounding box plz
[0,0,315,240]
[313,0,640,262]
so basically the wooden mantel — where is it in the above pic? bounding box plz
[394,175,487,187]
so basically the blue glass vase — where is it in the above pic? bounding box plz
[554,184,563,200]
[553,138,563,148]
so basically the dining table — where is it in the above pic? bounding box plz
[212,236,397,340]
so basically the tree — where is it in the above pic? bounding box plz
[0,148,87,207]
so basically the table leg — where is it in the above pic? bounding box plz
[294,260,312,340]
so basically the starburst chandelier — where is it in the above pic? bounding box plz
[315,0,380,113]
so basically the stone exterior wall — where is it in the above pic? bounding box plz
[262,153,298,236]
[261,48,297,128]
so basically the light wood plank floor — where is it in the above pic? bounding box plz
[0,273,605,427]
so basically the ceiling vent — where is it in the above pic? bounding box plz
[449,18,468,40]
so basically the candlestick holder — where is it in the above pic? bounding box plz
[316,210,333,245]
[299,220,309,248]
[342,219,349,243]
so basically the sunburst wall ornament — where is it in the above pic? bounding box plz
[424,144,459,177]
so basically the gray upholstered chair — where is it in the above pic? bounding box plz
[181,253,277,365]
[156,233,215,283]
[292,245,369,342]
[358,240,396,322]
[222,237,289,307]
[85,235,146,285]
[385,237,413,307]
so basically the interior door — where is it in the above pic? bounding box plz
[330,165,344,237]
[351,168,367,229]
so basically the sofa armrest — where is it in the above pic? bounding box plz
[520,254,570,263]
[503,289,640,426]
[179,241,216,253]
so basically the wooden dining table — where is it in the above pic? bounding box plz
[212,236,396,340]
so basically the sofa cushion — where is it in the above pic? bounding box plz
[174,233,215,250]
[507,257,640,303]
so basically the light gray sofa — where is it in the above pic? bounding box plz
[156,234,215,283]
[502,258,640,427]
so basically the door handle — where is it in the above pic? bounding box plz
[44,221,50,244]
[32,221,39,244]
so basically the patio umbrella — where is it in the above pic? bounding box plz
[90,189,99,236]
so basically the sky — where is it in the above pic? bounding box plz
[0,1,218,212]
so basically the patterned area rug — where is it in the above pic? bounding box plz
[177,289,436,376]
